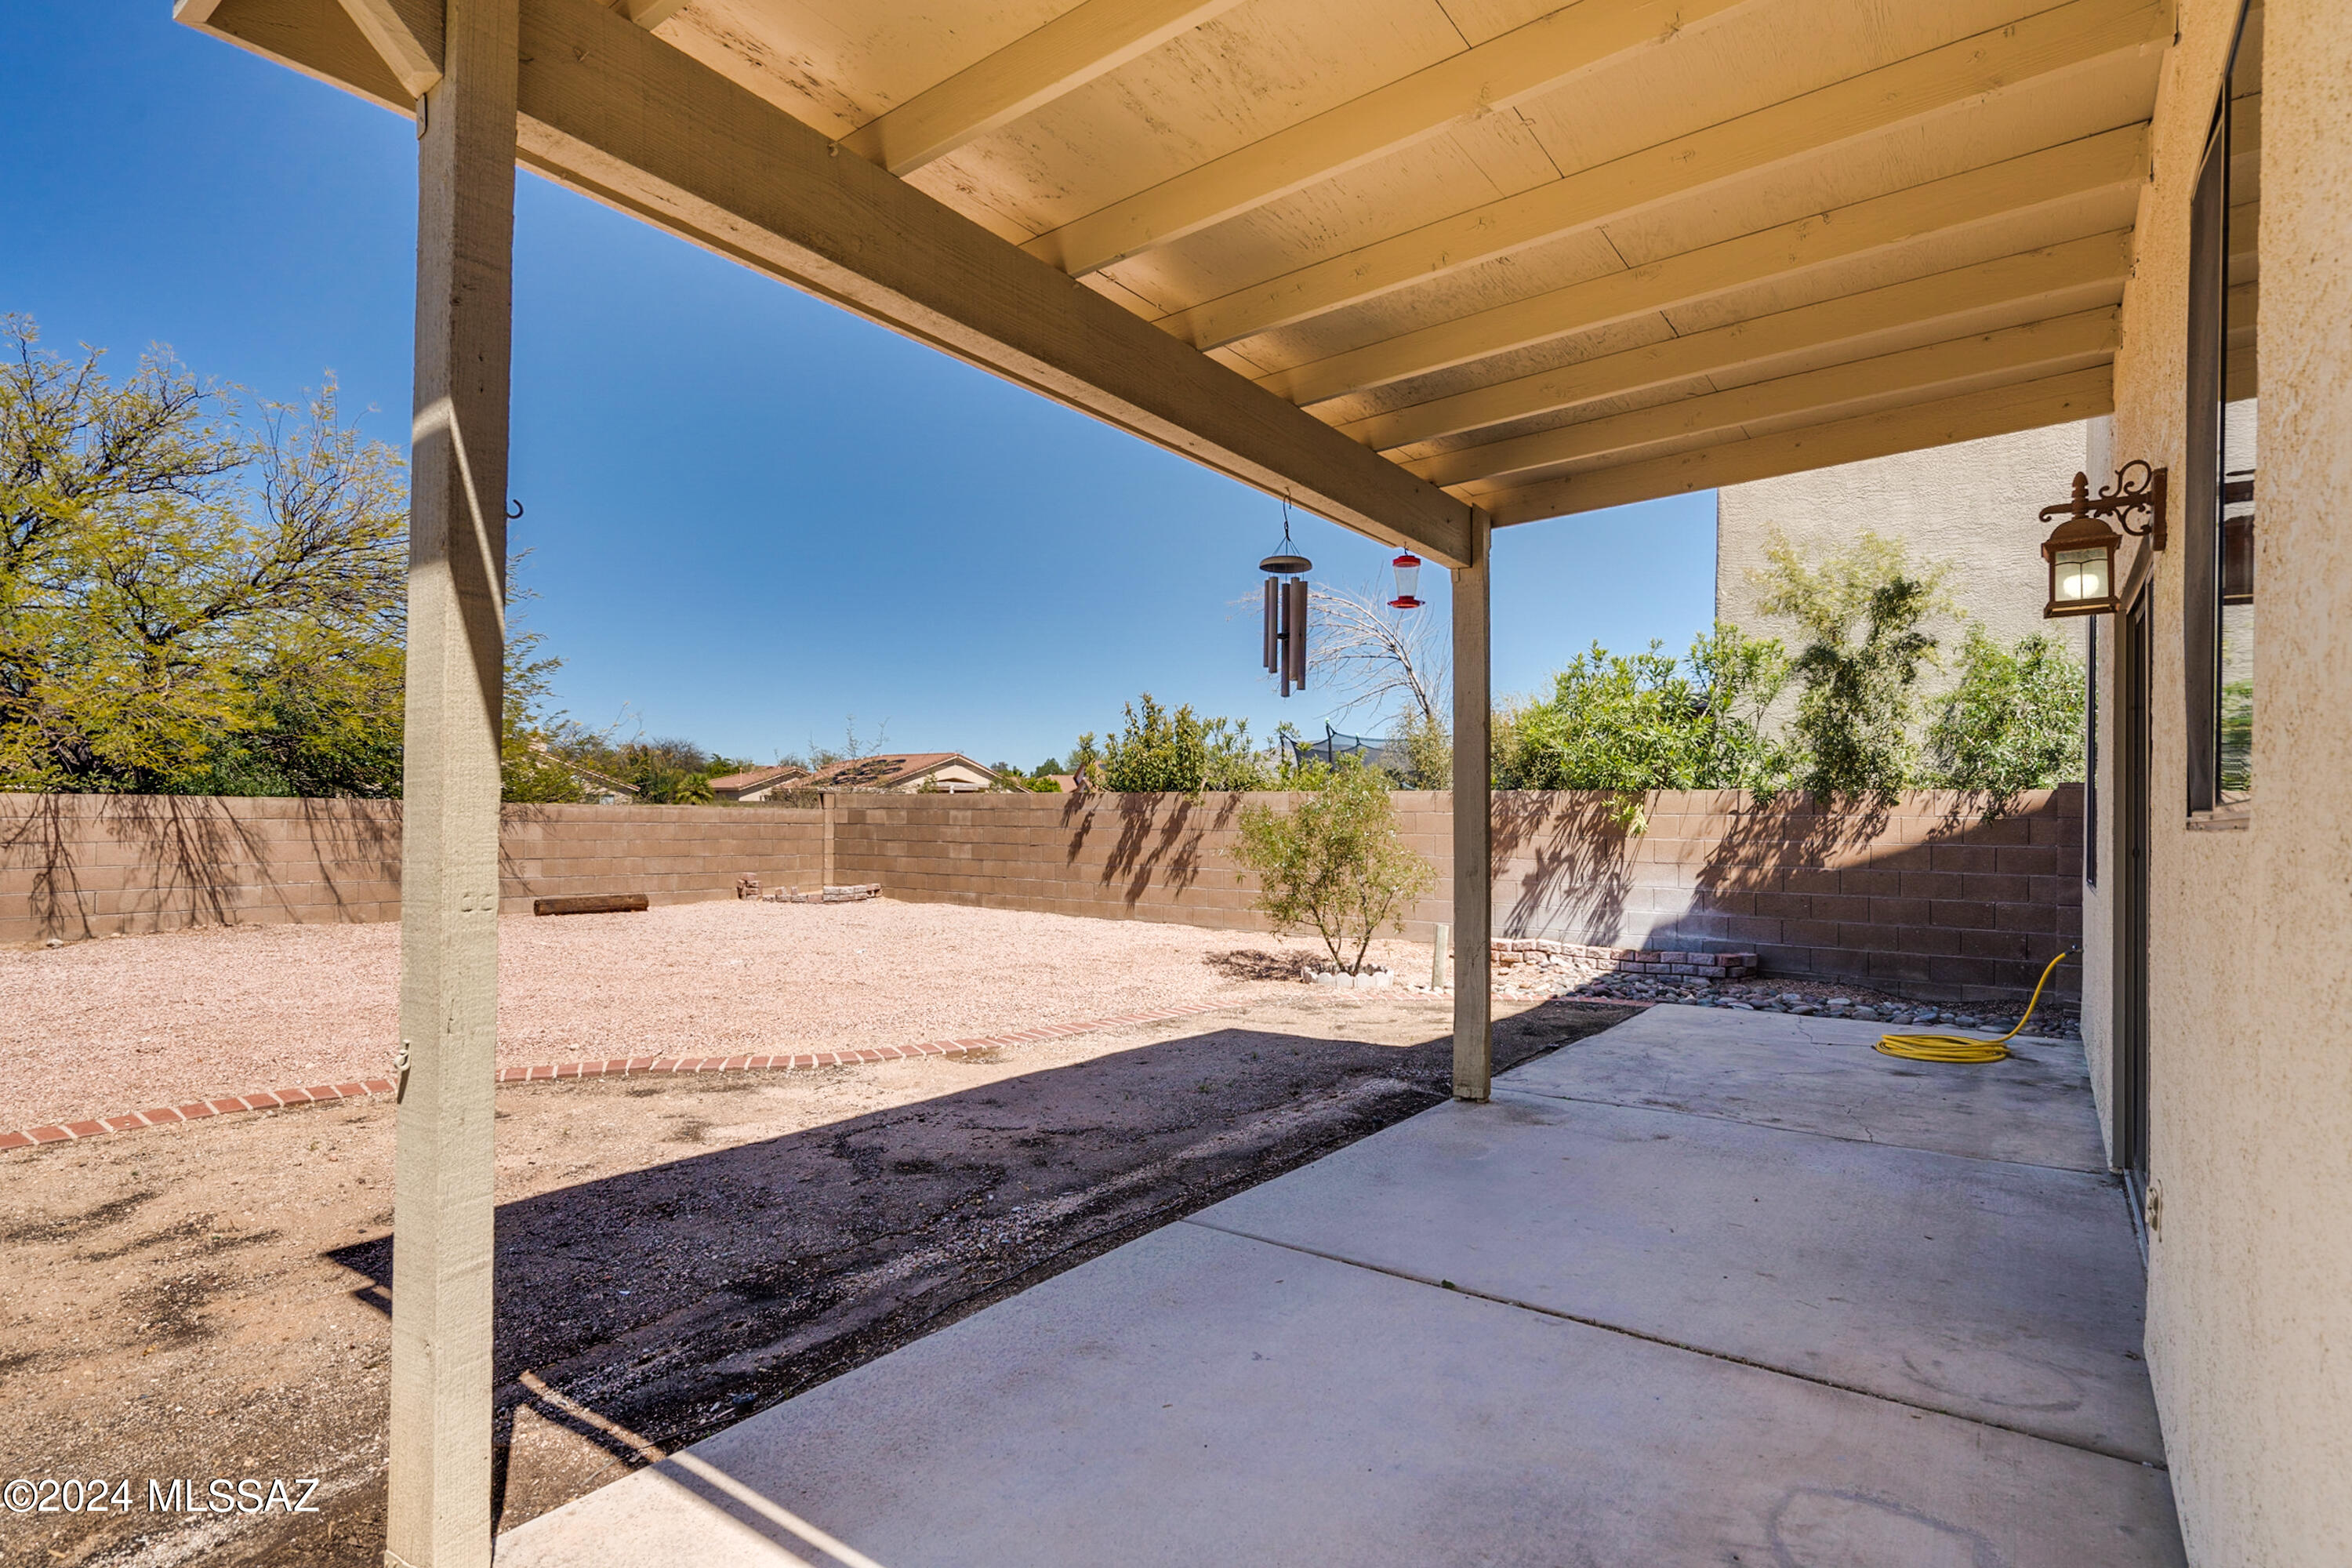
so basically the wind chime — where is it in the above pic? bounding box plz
[1259,501,1311,697]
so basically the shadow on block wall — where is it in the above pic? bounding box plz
[1494,793,1635,949]
[1487,788,2082,1004]
[1069,791,1247,911]
[0,792,400,942]
[0,795,826,945]
[1697,791,2083,1002]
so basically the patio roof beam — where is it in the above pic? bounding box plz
[1419,305,2120,492]
[509,0,1473,564]
[1341,230,2133,453]
[175,0,414,108]
[1479,361,2114,524]
[611,0,690,24]
[1163,0,2169,351]
[837,0,1248,176]
[1258,122,2150,410]
[1021,0,1758,277]
[331,0,441,96]
[178,0,1475,566]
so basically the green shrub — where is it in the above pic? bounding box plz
[1753,529,1946,800]
[1924,627,2086,808]
[1494,624,1788,828]
[1232,760,1436,975]
[1069,694,1278,793]
[985,761,1065,793]
[1384,708,1454,790]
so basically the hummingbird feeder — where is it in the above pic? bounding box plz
[1259,501,1311,698]
[1388,552,1425,610]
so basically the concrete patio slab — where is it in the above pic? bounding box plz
[1502,1004,2109,1171]
[495,1005,2179,1568]
[496,1222,2181,1568]
[1193,1088,2161,1460]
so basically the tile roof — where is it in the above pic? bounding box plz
[801,753,995,790]
[708,764,808,794]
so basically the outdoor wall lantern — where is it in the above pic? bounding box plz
[1260,502,1312,698]
[1388,552,1425,610]
[2038,461,2168,619]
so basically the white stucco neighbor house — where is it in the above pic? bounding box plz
[1715,419,2104,677]
[799,752,1002,793]
[706,763,810,802]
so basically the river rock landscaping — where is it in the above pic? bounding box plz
[1429,949,2082,1040]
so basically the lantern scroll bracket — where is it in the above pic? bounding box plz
[2037,463,2167,619]
[2039,463,2168,550]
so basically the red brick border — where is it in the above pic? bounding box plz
[0,1002,1237,1154]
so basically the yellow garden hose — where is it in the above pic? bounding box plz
[1874,949,2071,1064]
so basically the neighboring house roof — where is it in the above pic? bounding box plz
[528,742,638,802]
[708,764,809,800]
[801,753,1000,792]
[1041,775,1078,793]
[575,765,637,796]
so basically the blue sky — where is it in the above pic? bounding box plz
[5,1,1718,771]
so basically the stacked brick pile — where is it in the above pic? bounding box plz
[1492,937,1759,982]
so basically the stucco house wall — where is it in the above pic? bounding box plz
[2084,2,2352,1564]
[1716,419,2095,658]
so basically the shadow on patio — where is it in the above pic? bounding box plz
[316,1001,1610,1544]
[492,1004,2180,1568]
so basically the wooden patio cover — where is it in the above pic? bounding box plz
[167,4,2170,1564]
[180,0,2165,569]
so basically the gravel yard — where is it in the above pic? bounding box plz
[0,900,1426,1131]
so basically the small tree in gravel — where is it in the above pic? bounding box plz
[1232,759,1435,975]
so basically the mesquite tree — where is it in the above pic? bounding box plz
[1,315,579,800]
[0,317,405,793]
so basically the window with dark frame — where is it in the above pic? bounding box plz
[2185,2,2261,815]
[2085,620,2098,885]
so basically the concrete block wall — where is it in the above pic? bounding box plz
[1493,789,2085,1001]
[829,792,1293,931]
[2,789,2078,1000]
[829,791,1460,933]
[499,805,825,912]
[0,794,824,945]
[837,786,2082,1003]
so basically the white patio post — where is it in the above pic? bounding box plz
[387,0,517,1563]
[1451,510,1492,1100]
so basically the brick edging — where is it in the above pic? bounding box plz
[0,1001,1237,1154]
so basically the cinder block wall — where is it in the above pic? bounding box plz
[837,786,2082,1002]
[829,791,1448,933]
[3,788,2078,1000]
[0,795,824,944]
[1492,789,2084,1001]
